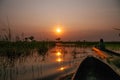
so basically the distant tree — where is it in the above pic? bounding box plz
[56,37,61,41]
[29,36,34,41]
[25,37,28,41]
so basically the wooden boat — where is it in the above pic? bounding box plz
[72,56,120,80]
[103,49,120,56]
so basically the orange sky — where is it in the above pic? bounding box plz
[0,0,120,41]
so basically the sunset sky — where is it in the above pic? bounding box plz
[0,0,120,41]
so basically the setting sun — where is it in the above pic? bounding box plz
[54,25,63,35]
[56,27,61,34]
[0,0,120,80]
[56,28,61,33]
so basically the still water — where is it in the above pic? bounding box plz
[0,45,94,80]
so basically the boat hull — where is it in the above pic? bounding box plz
[72,56,120,80]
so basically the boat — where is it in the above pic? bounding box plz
[72,56,120,80]
[103,48,120,56]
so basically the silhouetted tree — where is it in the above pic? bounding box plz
[25,37,28,41]
[29,36,34,41]
[56,37,61,41]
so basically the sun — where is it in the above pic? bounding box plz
[56,28,61,33]
[54,25,64,35]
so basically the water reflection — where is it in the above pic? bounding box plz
[59,67,65,71]
[55,49,64,63]
[56,51,62,56]
[56,58,63,62]
[0,44,92,80]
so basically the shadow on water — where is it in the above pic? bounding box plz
[73,56,120,80]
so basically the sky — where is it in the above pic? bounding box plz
[0,0,120,41]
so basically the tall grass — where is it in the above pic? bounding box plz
[0,41,55,67]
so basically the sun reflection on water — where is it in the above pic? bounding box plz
[60,67,65,71]
[56,58,62,62]
[56,51,62,56]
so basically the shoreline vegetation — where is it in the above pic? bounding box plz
[0,41,119,57]
[0,41,120,53]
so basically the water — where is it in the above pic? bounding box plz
[0,46,93,80]
[107,47,120,54]
[1,45,120,80]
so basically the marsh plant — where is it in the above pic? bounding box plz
[0,41,55,66]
